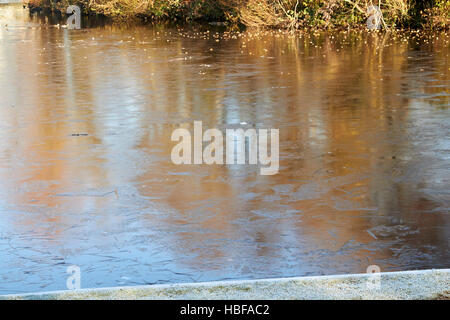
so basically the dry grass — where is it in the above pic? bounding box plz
[226,0,290,28]
[25,0,449,29]
[225,0,414,30]
[89,0,150,18]
[432,291,450,300]
[424,0,450,30]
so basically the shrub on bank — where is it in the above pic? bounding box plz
[25,0,449,29]
[422,0,450,29]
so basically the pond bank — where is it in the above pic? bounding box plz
[25,0,449,30]
[2,269,449,300]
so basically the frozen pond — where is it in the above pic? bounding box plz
[0,4,449,294]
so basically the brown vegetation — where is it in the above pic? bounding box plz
[26,0,449,29]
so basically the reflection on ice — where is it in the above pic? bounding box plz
[0,4,449,295]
